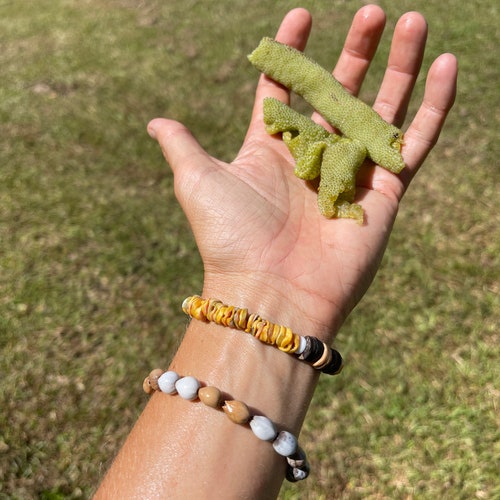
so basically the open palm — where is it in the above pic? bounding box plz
[148,6,457,342]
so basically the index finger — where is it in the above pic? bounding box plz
[249,8,312,126]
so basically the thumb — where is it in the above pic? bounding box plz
[147,118,223,217]
[147,118,212,176]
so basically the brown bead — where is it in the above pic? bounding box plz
[148,368,164,391]
[198,386,222,408]
[222,400,251,424]
[143,376,153,394]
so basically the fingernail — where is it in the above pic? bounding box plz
[147,121,157,139]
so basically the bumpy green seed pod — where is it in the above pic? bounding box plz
[263,97,339,180]
[263,97,366,222]
[249,37,405,173]
[317,138,366,222]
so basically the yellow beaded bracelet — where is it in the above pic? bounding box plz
[182,295,343,375]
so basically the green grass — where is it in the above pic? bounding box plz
[0,0,498,498]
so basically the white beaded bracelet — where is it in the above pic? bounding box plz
[143,369,310,482]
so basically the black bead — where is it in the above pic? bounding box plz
[298,336,324,364]
[321,348,343,375]
[285,465,299,482]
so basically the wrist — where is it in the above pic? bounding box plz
[158,277,345,486]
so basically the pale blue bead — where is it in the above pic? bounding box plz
[272,430,298,456]
[158,371,180,394]
[175,376,200,400]
[249,415,278,441]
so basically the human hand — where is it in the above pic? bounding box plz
[147,5,457,342]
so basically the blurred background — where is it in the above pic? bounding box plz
[0,0,498,498]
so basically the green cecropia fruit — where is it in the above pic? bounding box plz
[263,97,366,221]
[248,37,404,173]
[248,37,406,222]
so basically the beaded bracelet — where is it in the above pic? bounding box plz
[182,295,343,376]
[143,368,310,482]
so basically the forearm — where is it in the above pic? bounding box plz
[95,283,339,499]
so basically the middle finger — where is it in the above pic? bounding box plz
[373,12,428,127]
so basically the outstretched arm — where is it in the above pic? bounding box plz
[95,5,457,499]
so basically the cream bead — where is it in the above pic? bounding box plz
[222,400,251,424]
[142,376,154,394]
[198,386,222,408]
[148,368,165,391]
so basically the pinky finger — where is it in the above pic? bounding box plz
[400,53,458,189]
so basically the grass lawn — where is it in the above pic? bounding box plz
[0,0,498,498]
